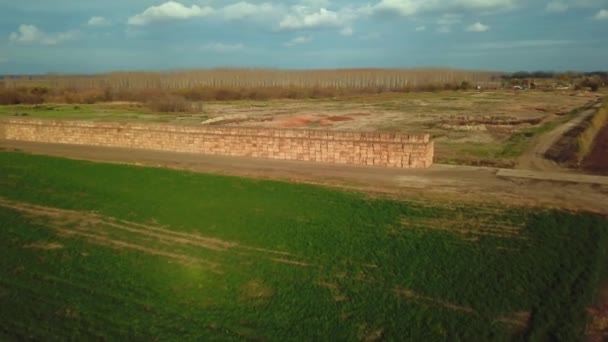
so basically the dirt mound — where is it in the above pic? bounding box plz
[326,116,354,122]
[582,125,608,175]
[545,105,606,168]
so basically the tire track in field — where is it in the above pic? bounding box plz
[0,197,310,270]
[394,287,478,314]
[393,287,531,331]
[398,204,526,240]
[3,198,530,333]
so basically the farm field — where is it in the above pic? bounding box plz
[0,90,603,168]
[1,151,608,340]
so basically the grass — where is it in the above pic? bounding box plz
[499,119,563,158]
[1,151,608,340]
[577,104,608,163]
[437,110,583,167]
[0,103,208,124]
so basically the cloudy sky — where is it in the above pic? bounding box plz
[0,0,607,74]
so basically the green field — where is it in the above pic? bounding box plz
[1,151,607,340]
[0,103,192,123]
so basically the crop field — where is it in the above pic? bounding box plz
[1,151,607,340]
[0,90,603,168]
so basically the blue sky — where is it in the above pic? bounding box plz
[0,0,607,74]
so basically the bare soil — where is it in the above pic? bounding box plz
[200,91,600,139]
[519,106,599,171]
[2,90,603,166]
[583,125,608,175]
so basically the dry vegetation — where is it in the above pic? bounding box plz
[1,68,605,168]
[577,104,608,163]
[195,90,602,167]
[0,68,502,107]
[545,99,608,168]
[2,68,501,90]
[1,88,603,167]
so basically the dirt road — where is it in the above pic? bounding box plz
[2,140,607,215]
[517,102,602,172]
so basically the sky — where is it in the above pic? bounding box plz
[0,0,607,74]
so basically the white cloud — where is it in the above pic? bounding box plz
[451,0,516,11]
[371,0,516,17]
[9,25,80,45]
[87,16,111,26]
[277,3,362,34]
[373,0,418,16]
[466,22,489,32]
[128,1,214,25]
[201,42,245,53]
[415,25,426,31]
[220,2,280,20]
[127,1,355,33]
[594,9,608,19]
[279,7,344,29]
[284,35,312,46]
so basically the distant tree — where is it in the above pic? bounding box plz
[512,71,531,79]
[460,80,471,90]
[509,78,522,86]
[529,71,555,78]
[579,76,601,92]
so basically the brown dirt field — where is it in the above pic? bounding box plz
[198,90,602,166]
[2,90,603,166]
[277,115,317,128]
[519,106,599,171]
[583,125,608,175]
[199,91,601,137]
[326,115,354,122]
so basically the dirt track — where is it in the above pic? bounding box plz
[517,104,601,172]
[2,140,607,215]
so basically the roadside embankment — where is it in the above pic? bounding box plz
[545,99,608,171]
